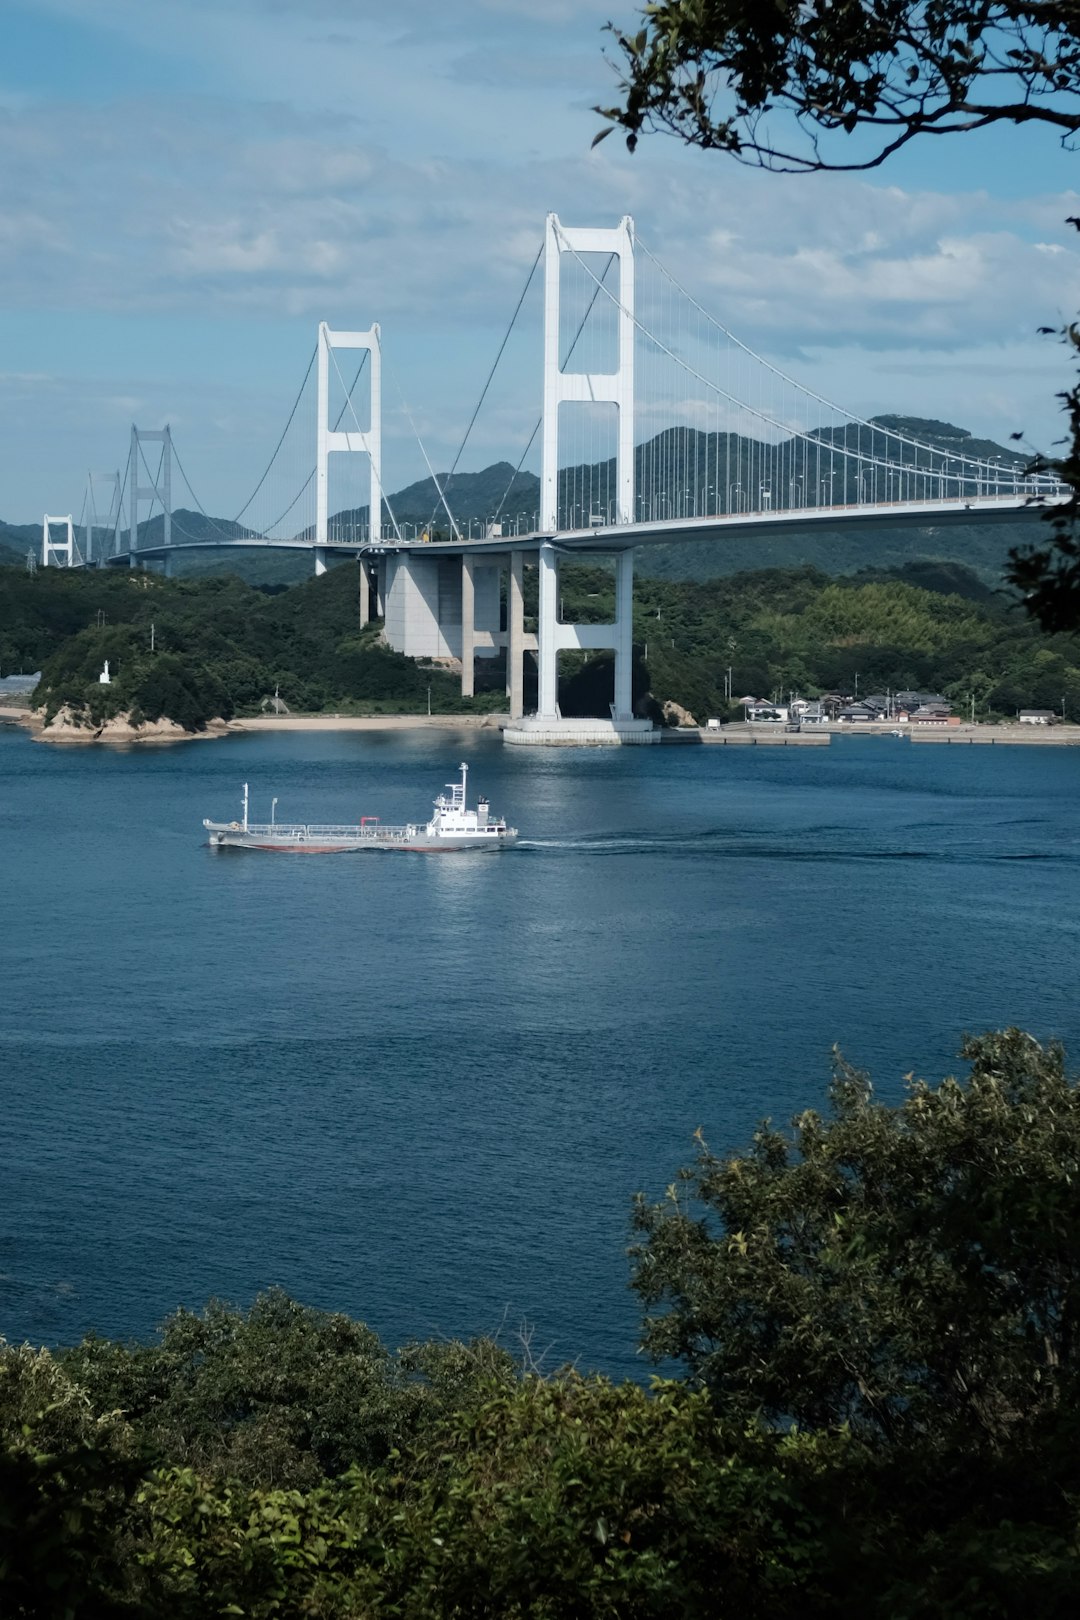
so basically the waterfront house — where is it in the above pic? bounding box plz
[1018,709,1058,725]
[838,702,878,723]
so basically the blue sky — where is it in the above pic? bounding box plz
[2,0,1078,522]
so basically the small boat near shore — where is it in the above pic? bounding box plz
[203,763,517,853]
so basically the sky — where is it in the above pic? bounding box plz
[2,0,1079,524]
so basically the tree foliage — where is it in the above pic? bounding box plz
[7,1035,1080,1612]
[58,1288,517,1490]
[599,3,1080,629]
[5,565,503,729]
[598,2,1080,172]
[632,1029,1080,1451]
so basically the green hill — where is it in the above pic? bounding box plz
[7,548,1080,730]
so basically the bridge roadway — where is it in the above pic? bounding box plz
[103,492,1056,569]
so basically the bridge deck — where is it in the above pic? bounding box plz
[99,493,1058,566]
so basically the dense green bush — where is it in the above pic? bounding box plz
[5,1032,1080,1615]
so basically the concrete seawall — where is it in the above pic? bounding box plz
[694,728,831,746]
[909,724,1080,745]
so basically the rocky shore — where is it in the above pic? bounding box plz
[0,704,233,745]
[0,704,508,745]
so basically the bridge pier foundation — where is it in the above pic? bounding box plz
[460,557,475,698]
[505,541,652,744]
[614,550,633,720]
[507,551,524,720]
[314,547,327,577]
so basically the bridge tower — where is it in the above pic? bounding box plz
[42,514,75,568]
[541,213,635,531]
[316,322,382,579]
[128,426,172,572]
[529,214,641,731]
[85,470,121,567]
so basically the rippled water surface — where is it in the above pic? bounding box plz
[2,725,1079,1375]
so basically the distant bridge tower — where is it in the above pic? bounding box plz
[85,470,122,567]
[316,322,382,577]
[128,426,172,572]
[42,513,75,567]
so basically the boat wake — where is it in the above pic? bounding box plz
[515,835,1070,864]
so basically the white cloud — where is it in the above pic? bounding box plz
[0,1,1077,519]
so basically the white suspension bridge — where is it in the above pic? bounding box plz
[40,214,1066,743]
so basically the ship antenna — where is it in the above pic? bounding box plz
[461,761,467,805]
[243,782,249,831]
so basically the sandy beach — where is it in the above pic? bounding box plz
[0,704,509,741]
[233,713,508,732]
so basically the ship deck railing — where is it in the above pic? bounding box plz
[229,822,415,839]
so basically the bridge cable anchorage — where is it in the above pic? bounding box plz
[428,239,544,535]
[386,360,462,541]
[492,251,616,527]
[232,343,317,524]
[556,229,1056,504]
[636,238,1038,484]
[324,340,401,543]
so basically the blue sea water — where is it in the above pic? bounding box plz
[1,724,1078,1377]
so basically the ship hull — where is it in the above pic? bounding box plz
[205,827,517,853]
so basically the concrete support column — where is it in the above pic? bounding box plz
[358,562,370,627]
[614,549,634,719]
[460,556,475,698]
[163,551,174,579]
[537,541,559,718]
[507,551,525,719]
[314,548,327,577]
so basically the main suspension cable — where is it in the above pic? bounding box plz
[636,236,1028,476]
[427,241,544,532]
[232,345,317,523]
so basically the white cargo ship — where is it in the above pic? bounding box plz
[204,763,517,853]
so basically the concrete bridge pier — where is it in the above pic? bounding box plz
[506,552,525,720]
[381,549,537,718]
[460,557,475,697]
[505,541,654,745]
